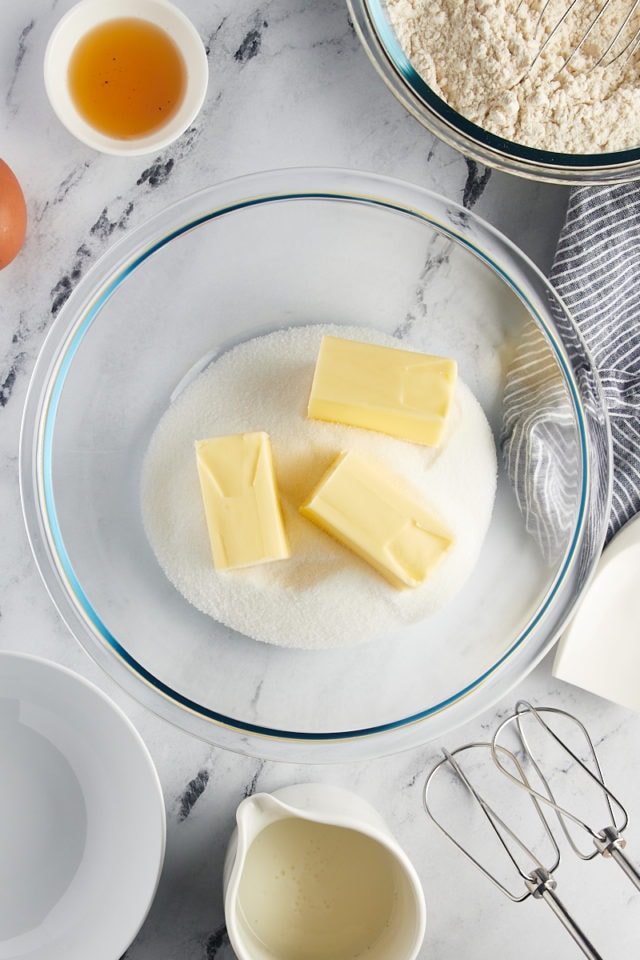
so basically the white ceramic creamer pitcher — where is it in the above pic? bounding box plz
[223,783,426,960]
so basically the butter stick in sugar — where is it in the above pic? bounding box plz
[300,450,454,589]
[195,432,290,571]
[307,335,457,446]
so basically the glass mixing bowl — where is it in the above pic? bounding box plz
[348,0,640,185]
[20,168,611,761]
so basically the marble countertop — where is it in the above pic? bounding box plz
[1,2,639,958]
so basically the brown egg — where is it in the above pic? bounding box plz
[0,158,27,270]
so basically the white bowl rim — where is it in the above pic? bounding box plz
[0,649,166,959]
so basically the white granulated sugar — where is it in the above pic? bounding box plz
[387,0,640,152]
[141,325,497,649]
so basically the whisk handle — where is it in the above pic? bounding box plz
[594,827,640,891]
[608,845,640,891]
[526,869,604,960]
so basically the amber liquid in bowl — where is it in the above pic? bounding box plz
[68,17,187,139]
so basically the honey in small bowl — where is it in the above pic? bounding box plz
[68,17,187,140]
[44,0,208,156]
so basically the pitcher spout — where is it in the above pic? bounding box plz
[235,792,296,850]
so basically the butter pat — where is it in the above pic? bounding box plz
[307,335,457,446]
[300,450,453,589]
[195,432,289,570]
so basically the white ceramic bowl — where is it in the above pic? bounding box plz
[43,0,208,156]
[0,651,166,960]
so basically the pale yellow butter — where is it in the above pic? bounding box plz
[195,432,290,571]
[300,450,454,589]
[307,335,457,446]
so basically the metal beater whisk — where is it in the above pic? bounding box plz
[424,742,605,959]
[524,0,640,72]
[492,700,640,890]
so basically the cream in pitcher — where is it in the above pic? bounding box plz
[223,783,426,960]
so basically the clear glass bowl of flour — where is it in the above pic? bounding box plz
[348,0,640,184]
[20,168,611,761]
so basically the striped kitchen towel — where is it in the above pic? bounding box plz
[502,182,640,559]
[551,183,640,542]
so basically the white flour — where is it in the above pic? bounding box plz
[141,325,497,650]
[387,0,640,153]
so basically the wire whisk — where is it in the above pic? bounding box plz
[424,702,640,958]
[524,0,640,72]
[424,742,605,959]
[492,700,640,889]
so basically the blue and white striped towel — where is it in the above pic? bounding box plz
[551,183,640,544]
[502,183,640,558]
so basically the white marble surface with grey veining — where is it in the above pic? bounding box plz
[1,2,639,958]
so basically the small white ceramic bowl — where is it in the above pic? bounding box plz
[44,0,208,156]
[0,651,166,960]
